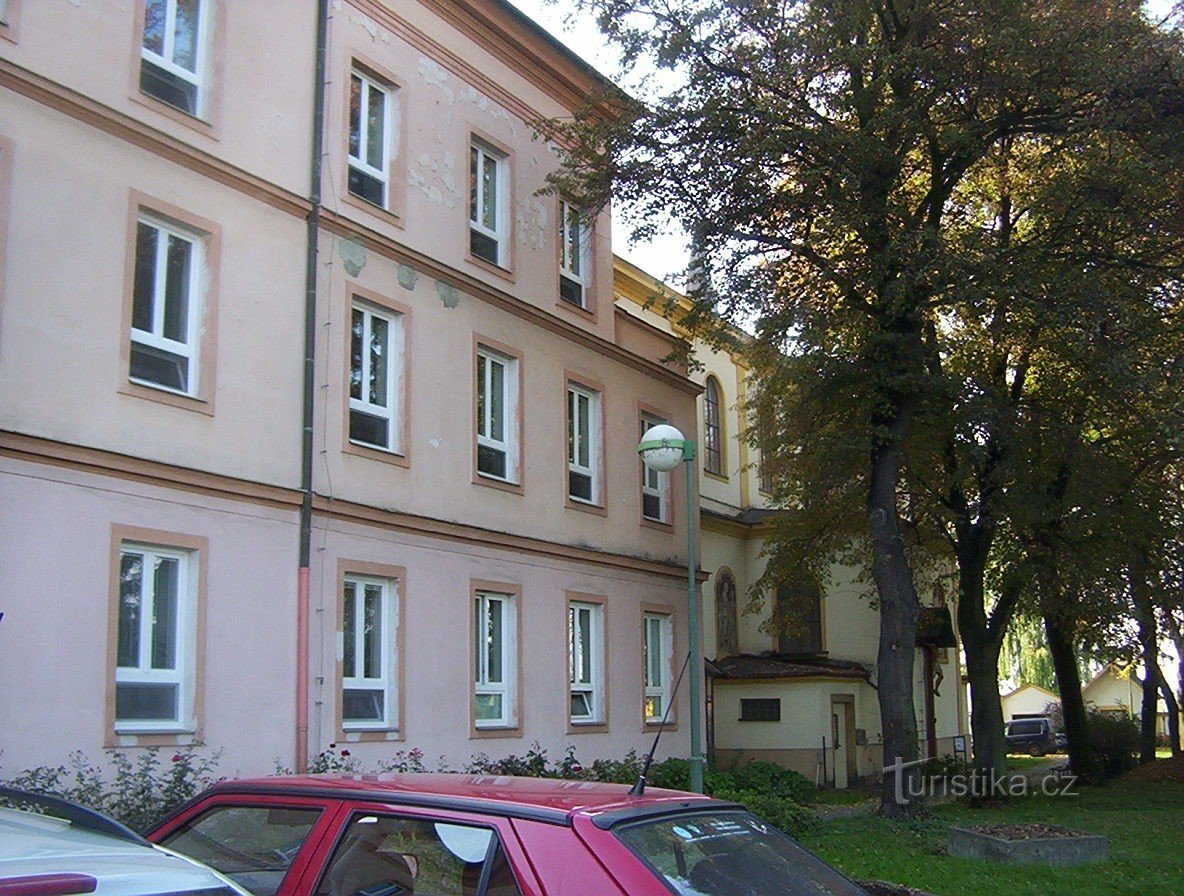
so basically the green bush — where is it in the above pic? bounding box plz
[711,787,816,837]
[707,760,817,803]
[1086,711,1140,780]
[4,747,221,833]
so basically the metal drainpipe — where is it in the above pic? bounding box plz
[297,0,330,774]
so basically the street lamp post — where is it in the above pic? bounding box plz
[638,423,704,793]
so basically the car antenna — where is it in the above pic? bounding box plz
[629,652,691,797]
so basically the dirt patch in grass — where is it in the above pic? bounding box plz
[858,881,937,896]
[968,822,1087,840]
[1121,753,1184,784]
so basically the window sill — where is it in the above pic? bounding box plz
[643,720,678,733]
[108,728,200,748]
[465,251,515,284]
[703,468,730,483]
[555,295,597,322]
[568,720,609,735]
[473,471,523,495]
[566,496,607,517]
[119,380,215,417]
[344,439,409,469]
[339,728,404,744]
[342,190,404,230]
[640,516,674,533]
[470,724,522,740]
[130,91,218,141]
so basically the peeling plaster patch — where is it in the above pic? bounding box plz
[456,84,512,128]
[428,438,443,448]
[339,238,366,277]
[435,280,460,309]
[397,264,418,291]
[516,196,548,252]
[408,149,459,208]
[419,58,455,105]
[348,11,382,41]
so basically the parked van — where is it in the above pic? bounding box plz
[1005,717,1059,756]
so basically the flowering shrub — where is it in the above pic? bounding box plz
[3,747,221,832]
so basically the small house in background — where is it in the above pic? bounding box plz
[1001,683,1061,721]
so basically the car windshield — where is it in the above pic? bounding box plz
[614,810,867,896]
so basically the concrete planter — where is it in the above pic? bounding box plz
[948,825,1109,866]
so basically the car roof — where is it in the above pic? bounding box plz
[197,773,720,826]
[0,807,244,896]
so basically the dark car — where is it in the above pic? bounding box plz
[1005,717,1059,756]
[147,773,869,896]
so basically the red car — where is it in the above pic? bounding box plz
[147,774,866,896]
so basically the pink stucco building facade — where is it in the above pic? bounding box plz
[0,0,699,776]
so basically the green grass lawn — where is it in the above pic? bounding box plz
[797,780,1184,896]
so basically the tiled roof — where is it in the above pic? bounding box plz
[709,654,871,681]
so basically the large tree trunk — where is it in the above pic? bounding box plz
[956,546,1021,780]
[1131,560,1160,764]
[964,634,1007,777]
[1043,607,1094,779]
[1158,671,1182,757]
[869,420,922,818]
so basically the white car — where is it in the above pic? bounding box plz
[0,788,250,896]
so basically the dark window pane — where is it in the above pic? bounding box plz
[559,275,583,307]
[740,698,781,721]
[642,493,661,521]
[348,167,384,205]
[343,688,384,722]
[350,309,364,401]
[349,410,389,449]
[366,84,385,170]
[343,581,357,679]
[133,223,158,333]
[140,60,197,114]
[470,229,498,265]
[131,342,188,392]
[776,574,823,655]
[173,0,200,72]
[569,471,592,502]
[348,74,362,159]
[142,0,166,54]
[116,682,178,721]
[118,553,143,668]
[363,584,382,679]
[369,317,388,407]
[477,445,506,479]
[151,556,179,670]
[160,805,321,896]
[163,235,191,343]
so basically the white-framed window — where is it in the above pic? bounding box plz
[643,612,673,724]
[640,414,670,523]
[349,301,402,452]
[474,591,516,727]
[130,214,203,396]
[469,140,506,266]
[559,199,589,307]
[567,383,601,504]
[476,346,518,482]
[569,601,604,724]
[348,69,391,207]
[140,0,208,116]
[341,574,398,730]
[115,544,195,731]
